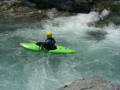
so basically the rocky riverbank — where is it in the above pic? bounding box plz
[0,0,120,17]
[0,0,70,23]
[26,0,94,13]
[0,0,120,25]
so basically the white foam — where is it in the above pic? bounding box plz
[12,11,101,45]
[103,23,120,47]
[13,11,120,90]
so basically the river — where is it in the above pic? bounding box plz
[0,11,120,90]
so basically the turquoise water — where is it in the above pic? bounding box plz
[0,12,120,90]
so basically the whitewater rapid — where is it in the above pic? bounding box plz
[0,10,120,90]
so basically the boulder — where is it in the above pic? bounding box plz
[27,0,94,13]
[59,80,120,90]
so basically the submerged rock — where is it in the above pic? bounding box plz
[59,80,120,90]
[86,30,107,41]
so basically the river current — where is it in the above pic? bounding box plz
[0,11,120,90]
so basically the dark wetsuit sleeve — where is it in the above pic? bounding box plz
[36,42,44,46]
[54,39,56,43]
[52,38,56,43]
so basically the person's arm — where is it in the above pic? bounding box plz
[44,39,50,44]
[52,38,56,43]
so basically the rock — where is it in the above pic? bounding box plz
[1,5,8,10]
[38,10,42,13]
[3,0,22,6]
[27,0,94,13]
[9,8,14,12]
[46,8,58,18]
[59,80,120,90]
[0,2,3,6]
[0,0,49,23]
[23,0,36,7]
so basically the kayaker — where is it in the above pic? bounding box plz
[36,32,57,50]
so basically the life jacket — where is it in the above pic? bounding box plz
[44,38,57,50]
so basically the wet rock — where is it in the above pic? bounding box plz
[0,5,8,10]
[0,0,71,23]
[27,0,94,13]
[2,0,22,6]
[0,0,47,21]
[23,0,36,7]
[72,0,94,12]
[59,80,120,90]
[9,8,14,12]
[38,10,42,14]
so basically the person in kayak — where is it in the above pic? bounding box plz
[36,32,57,50]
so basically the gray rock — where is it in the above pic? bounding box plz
[59,80,120,90]
[27,0,94,13]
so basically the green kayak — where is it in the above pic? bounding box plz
[20,43,76,54]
